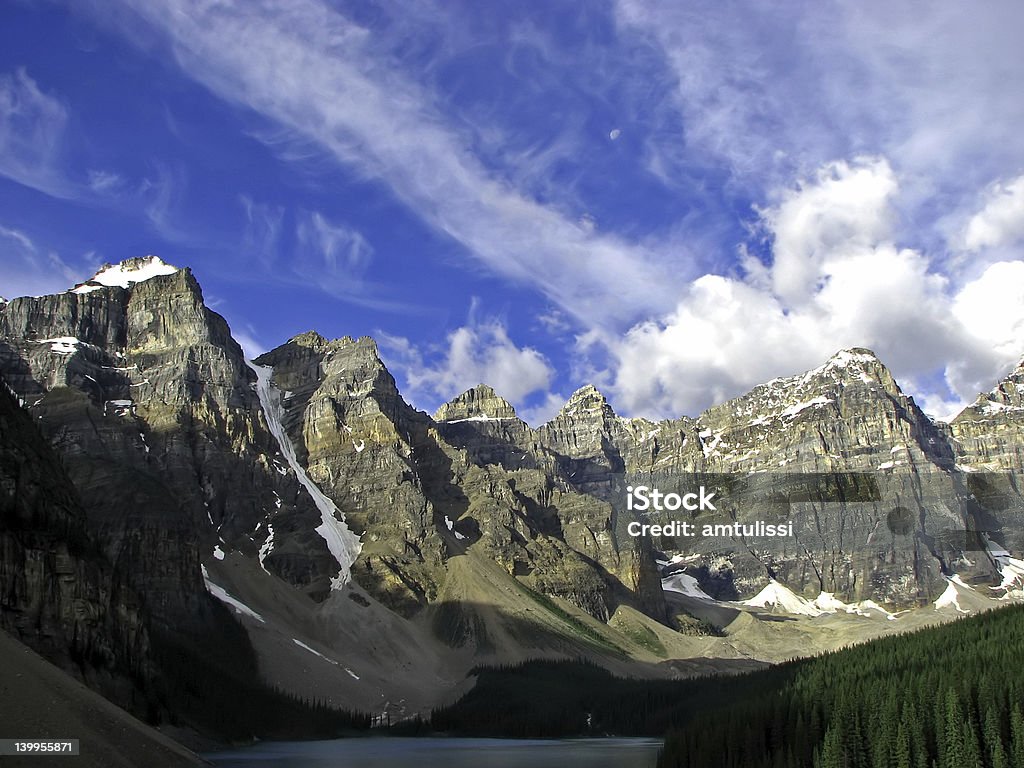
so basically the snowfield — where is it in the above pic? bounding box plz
[248,361,361,589]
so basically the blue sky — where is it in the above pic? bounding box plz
[3,1,1024,423]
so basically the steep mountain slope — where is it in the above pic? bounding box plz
[950,358,1024,557]
[2,255,1022,729]
[0,257,344,619]
[645,349,969,604]
[0,378,152,717]
[0,629,203,768]
[254,333,669,638]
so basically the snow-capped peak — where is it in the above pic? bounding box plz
[71,255,179,293]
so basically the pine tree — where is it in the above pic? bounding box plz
[894,721,913,768]
[940,689,966,768]
[819,724,844,768]
[1010,706,1024,768]
[962,719,983,768]
[983,706,1008,768]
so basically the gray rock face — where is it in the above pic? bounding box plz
[631,349,968,604]
[257,333,447,615]
[0,379,152,716]
[252,336,668,628]
[427,349,1017,608]
[434,384,518,422]
[0,260,341,628]
[950,359,1024,555]
[3,258,1022,689]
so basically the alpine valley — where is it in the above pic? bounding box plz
[2,256,1023,757]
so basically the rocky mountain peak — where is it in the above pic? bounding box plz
[952,356,1024,428]
[70,255,180,294]
[289,330,330,351]
[433,384,518,423]
[320,335,386,373]
[557,384,615,421]
[705,347,896,425]
[969,356,1024,412]
[952,355,1024,473]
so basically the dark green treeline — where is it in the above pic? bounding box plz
[426,605,1024,768]
[660,604,1024,768]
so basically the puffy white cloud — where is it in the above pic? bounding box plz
[952,261,1024,358]
[763,158,897,304]
[604,157,1024,420]
[963,175,1024,251]
[379,318,555,415]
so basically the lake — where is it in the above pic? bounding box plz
[205,736,663,767]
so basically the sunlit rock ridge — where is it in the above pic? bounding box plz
[2,256,1023,723]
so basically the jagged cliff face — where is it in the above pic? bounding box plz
[256,332,445,614]
[0,380,152,716]
[2,256,1023,701]
[950,360,1024,555]
[425,350,1018,609]
[623,349,968,604]
[0,258,343,626]
[256,338,662,627]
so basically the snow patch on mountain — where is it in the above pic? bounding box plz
[994,557,1024,596]
[934,576,974,613]
[33,336,83,354]
[444,515,467,540]
[812,591,897,620]
[741,580,824,616]
[202,565,265,622]
[258,524,275,573]
[780,396,833,419]
[662,572,714,601]
[73,255,178,291]
[293,638,338,665]
[248,361,361,589]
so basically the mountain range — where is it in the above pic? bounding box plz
[2,255,1023,745]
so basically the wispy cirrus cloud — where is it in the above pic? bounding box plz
[236,196,409,313]
[87,169,125,194]
[0,222,81,299]
[240,195,285,270]
[295,210,372,276]
[92,0,685,331]
[0,68,74,199]
[614,1,1024,240]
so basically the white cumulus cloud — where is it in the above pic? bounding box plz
[962,175,1024,252]
[604,157,1024,420]
[379,317,555,416]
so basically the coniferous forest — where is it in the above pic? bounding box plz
[427,605,1024,768]
[658,604,1024,768]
